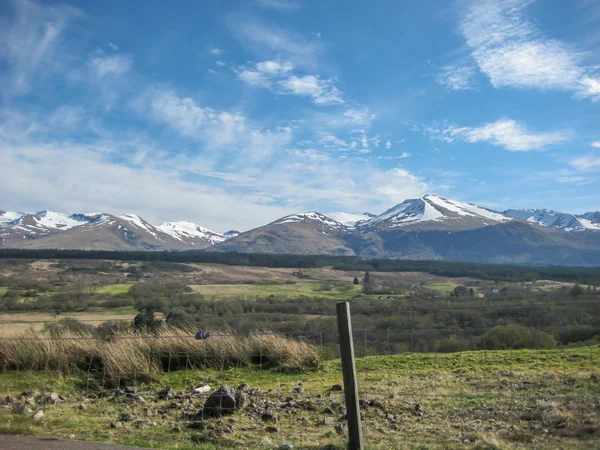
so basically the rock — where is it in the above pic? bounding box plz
[124,386,137,394]
[110,422,123,428]
[49,393,59,403]
[201,385,245,418]
[331,384,343,391]
[414,404,425,415]
[277,444,293,450]
[193,385,211,395]
[265,425,279,433]
[387,413,395,421]
[33,410,44,421]
[335,423,347,435]
[293,386,303,394]
[171,425,182,432]
[126,395,146,406]
[238,383,250,392]
[78,404,87,411]
[157,387,176,400]
[320,416,335,425]
[369,399,384,409]
[133,420,152,428]
[261,412,278,423]
[112,388,125,397]
[186,421,206,430]
[323,407,334,415]
[15,405,32,415]
[120,413,136,422]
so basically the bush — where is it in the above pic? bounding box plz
[476,325,556,350]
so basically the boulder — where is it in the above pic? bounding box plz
[200,385,246,418]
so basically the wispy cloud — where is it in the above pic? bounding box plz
[443,119,570,151]
[236,60,343,105]
[108,42,119,51]
[460,0,600,100]
[230,16,322,68]
[278,75,343,104]
[256,0,301,13]
[0,0,80,95]
[591,141,600,148]
[210,48,222,55]
[89,55,132,78]
[570,154,600,172]
[436,64,477,90]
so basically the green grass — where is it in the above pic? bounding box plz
[1,346,598,449]
[426,282,459,293]
[95,284,132,295]
[189,282,362,300]
[0,287,8,296]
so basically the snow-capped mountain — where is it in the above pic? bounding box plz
[0,211,25,225]
[0,210,225,250]
[158,221,226,246]
[504,209,600,232]
[271,211,348,235]
[359,195,512,232]
[326,212,376,226]
[223,230,240,239]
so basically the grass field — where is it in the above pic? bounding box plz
[0,347,598,449]
[95,284,132,295]
[189,282,363,299]
[0,286,8,296]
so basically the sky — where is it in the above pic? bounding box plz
[1,0,599,233]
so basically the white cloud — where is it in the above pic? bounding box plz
[445,119,570,151]
[235,60,294,87]
[136,87,293,162]
[231,18,322,68]
[591,141,600,148]
[437,65,477,90]
[210,48,222,55]
[256,0,300,12]
[570,155,600,172]
[216,61,226,67]
[377,152,411,160]
[89,55,132,78]
[580,77,600,101]
[278,75,343,104]
[385,139,392,149]
[460,0,600,99]
[108,42,119,51]
[0,0,80,95]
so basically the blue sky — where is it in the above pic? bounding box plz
[1,0,599,232]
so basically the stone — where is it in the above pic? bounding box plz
[320,416,335,425]
[124,386,137,394]
[110,422,123,428]
[331,384,343,391]
[120,413,136,422]
[15,405,32,415]
[157,387,176,400]
[186,421,206,430]
[293,386,303,394]
[33,410,44,421]
[201,385,243,418]
[193,385,211,395]
[277,444,294,450]
[265,425,279,433]
[261,412,278,423]
[238,383,250,392]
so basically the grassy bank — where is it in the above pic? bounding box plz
[0,328,321,386]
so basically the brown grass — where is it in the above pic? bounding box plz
[0,327,322,385]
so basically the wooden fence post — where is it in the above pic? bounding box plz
[336,301,364,450]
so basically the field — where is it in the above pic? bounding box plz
[0,347,598,449]
[0,258,598,448]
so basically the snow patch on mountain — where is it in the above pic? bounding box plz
[0,211,24,225]
[326,212,375,226]
[504,209,600,231]
[158,221,225,245]
[274,212,345,228]
[424,195,510,222]
[119,213,162,240]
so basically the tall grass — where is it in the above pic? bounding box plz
[0,327,321,385]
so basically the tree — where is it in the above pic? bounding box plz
[363,271,373,294]
[133,308,163,333]
[353,276,359,285]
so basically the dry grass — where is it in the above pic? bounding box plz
[0,327,321,386]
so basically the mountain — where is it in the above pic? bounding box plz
[358,195,512,232]
[3,196,600,265]
[157,221,225,246]
[0,211,223,251]
[504,209,600,232]
[214,212,355,255]
[0,210,24,225]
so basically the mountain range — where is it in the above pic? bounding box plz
[2,195,600,266]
